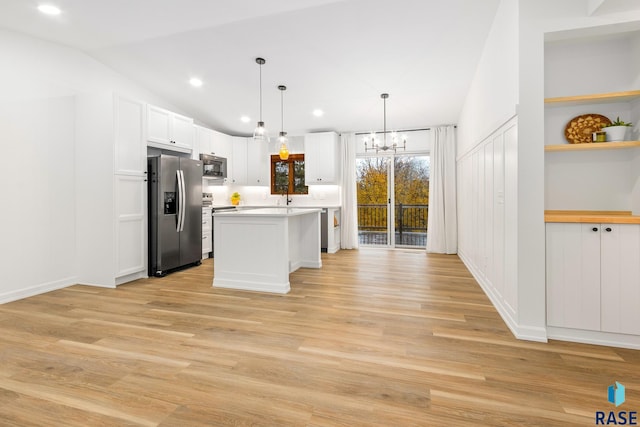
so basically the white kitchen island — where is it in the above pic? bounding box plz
[212,208,322,293]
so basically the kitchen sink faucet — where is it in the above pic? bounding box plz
[281,186,292,206]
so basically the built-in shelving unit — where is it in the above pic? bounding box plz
[545,90,640,152]
[545,140,640,152]
[545,90,640,106]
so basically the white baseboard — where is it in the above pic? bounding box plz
[300,260,322,269]
[115,271,147,286]
[213,278,290,294]
[458,250,548,343]
[0,276,76,304]
[547,327,640,350]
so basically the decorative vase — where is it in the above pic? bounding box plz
[603,125,629,142]
[231,198,240,206]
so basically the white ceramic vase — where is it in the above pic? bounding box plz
[604,125,629,142]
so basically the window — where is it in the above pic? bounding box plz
[271,154,308,195]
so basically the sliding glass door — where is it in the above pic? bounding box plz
[356,156,390,246]
[393,155,430,248]
[357,154,430,248]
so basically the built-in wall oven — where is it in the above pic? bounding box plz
[200,154,227,180]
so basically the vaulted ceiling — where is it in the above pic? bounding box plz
[2,0,498,136]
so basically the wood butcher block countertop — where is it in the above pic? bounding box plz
[545,210,640,224]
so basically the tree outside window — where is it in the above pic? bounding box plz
[271,154,308,195]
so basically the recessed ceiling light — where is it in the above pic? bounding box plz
[313,109,324,117]
[38,4,61,15]
[189,78,203,87]
[240,116,251,123]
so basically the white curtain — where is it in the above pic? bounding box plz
[340,133,359,249]
[426,126,457,254]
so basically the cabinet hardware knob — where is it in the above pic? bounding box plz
[592,227,598,232]
[606,227,612,232]
[144,179,148,182]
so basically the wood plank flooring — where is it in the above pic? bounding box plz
[0,249,638,426]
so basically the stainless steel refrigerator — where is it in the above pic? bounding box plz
[148,155,202,276]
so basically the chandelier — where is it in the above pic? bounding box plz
[364,93,407,153]
[253,57,269,142]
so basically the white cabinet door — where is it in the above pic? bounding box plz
[171,113,194,151]
[114,175,146,278]
[147,105,172,145]
[212,131,233,183]
[247,138,269,186]
[195,125,215,159]
[305,132,339,185]
[546,223,601,330]
[600,223,640,335]
[146,104,193,153]
[230,137,247,185]
[213,131,232,159]
[114,95,146,175]
[202,207,212,256]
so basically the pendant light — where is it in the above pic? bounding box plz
[253,57,269,142]
[277,85,289,160]
[364,93,407,153]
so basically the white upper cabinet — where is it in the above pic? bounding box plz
[195,125,215,159]
[147,104,194,153]
[213,131,233,183]
[114,96,146,175]
[246,138,269,186]
[305,131,340,185]
[230,137,248,185]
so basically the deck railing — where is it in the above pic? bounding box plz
[358,204,428,244]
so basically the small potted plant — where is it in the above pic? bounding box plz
[602,117,632,142]
[230,192,241,206]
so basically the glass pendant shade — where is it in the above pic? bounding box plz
[277,85,289,160]
[278,132,289,160]
[253,121,268,141]
[253,58,269,142]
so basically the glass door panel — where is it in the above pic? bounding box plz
[356,157,390,246]
[393,155,430,248]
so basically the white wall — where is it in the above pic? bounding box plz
[0,29,187,302]
[457,0,519,157]
[0,97,76,302]
[458,0,640,340]
[456,0,540,339]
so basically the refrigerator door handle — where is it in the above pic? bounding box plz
[176,169,182,232]
[179,169,186,232]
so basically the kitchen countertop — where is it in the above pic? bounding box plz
[213,207,322,218]
[544,210,640,224]
[236,204,341,209]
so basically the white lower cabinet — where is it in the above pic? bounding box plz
[546,223,640,334]
[115,175,147,277]
[202,207,212,258]
[600,224,640,335]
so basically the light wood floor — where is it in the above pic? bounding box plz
[0,249,638,426]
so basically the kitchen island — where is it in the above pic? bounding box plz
[212,208,322,293]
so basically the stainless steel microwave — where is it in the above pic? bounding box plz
[199,154,227,179]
